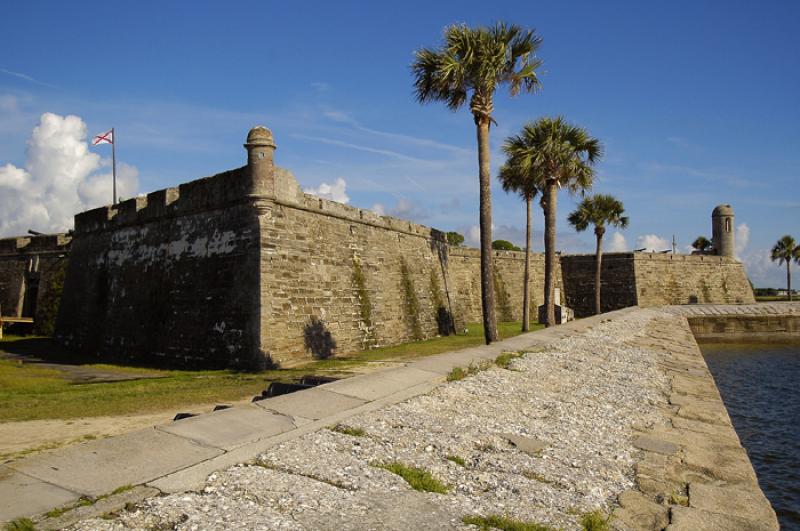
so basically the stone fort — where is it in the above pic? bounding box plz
[0,127,754,369]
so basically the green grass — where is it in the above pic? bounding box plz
[0,321,533,423]
[579,511,610,531]
[43,484,136,519]
[372,462,450,493]
[445,454,467,467]
[329,424,365,437]
[755,295,792,302]
[3,518,36,531]
[495,351,524,369]
[462,514,555,531]
[446,360,493,381]
[308,320,535,370]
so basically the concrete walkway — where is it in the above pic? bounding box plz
[0,311,607,525]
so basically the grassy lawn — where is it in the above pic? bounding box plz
[755,295,793,302]
[0,321,537,422]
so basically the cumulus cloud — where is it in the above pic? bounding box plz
[740,248,785,288]
[735,222,750,258]
[0,112,138,237]
[608,231,629,252]
[466,225,481,247]
[371,203,385,216]
[304,177,349,204]
[635,234,670,252]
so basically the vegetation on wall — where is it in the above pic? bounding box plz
[34,258,68,336]
[352,257,376,348]
[494,271,514,322]
[400,259,423,340]
[430,268,453,336]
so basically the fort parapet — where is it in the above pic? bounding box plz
[51,126,755,369]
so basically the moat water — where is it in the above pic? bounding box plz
[701,342,800,530]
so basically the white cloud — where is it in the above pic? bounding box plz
[466,225,481,247]
[303,177,349,204]
[0,112,139,237]
[635,234,670,252]
[735,222,750,258]
[740,247,786,288]
[371,203,385,216]
[608,231,629,252]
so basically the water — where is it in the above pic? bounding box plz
[701,342,800,529]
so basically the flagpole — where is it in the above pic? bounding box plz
[111,127,117,204]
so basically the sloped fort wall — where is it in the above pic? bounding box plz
[54,126,754,369]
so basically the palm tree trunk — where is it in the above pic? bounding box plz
[788,261,792,302]
[477,119,498,343]
[543,180,557,327]
[522,196,532,332]
[595,231,603,315]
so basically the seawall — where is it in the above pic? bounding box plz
[667,302,800,343]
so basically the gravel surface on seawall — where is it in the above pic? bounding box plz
[71,310,672,530]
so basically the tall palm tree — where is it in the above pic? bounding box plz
[412,23,543,344]
[770,235,800,301]
[692,236,713,253]
[497,163,542,332]
[502,117,601,326]
[567,194,628,315]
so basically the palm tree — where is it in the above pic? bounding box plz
[692,236,713,253]
[770,235,800,301]
[498,162,542,332]
[412,23,543,344]
[502,117,601,326]
[567,194,628,315]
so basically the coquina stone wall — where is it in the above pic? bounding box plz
[0,234,71,334]
[560,252,754,318]
[633,252,754,306]
[55,168,266,369]
[256,167,552,366]
[52,126,754,368]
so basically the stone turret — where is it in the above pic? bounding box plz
[712,204,735,258]
[244,126,277,197]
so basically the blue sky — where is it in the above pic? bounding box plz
[1,0,798,287]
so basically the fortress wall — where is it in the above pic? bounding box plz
[55,167,265,369]
[633,253,755,306]
[48,127,757,369]
[560,253,639,318]
[258,178,548,364]
[447,247,559,325]
[259,198,449,365]
[561,252,755,317]
[0,234,70,332]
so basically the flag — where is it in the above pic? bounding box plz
[92,129,114,145]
